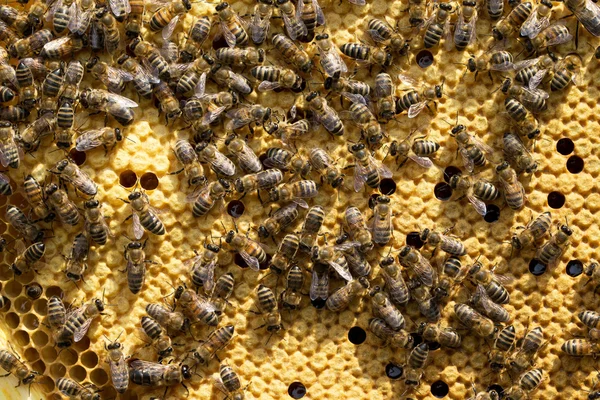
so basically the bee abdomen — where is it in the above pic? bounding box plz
[128,264,145,294]
[473,181,499,201]
[424,24,443,48]
[412,140,439,156]
[140,213,166,235]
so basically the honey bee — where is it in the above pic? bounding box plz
[180,16,211,61]
[186,242,220,293]
[248,0,273,44]
[505,368,544,400]
[121,189,166,240]
[59,296,106,347]
[326,277,369,312]
[15,61,35,109]
[6,205,43,243]
[535,223,573,268]
[225,229,267,271]
[47,295,66,329]
[371,291,405,330]
[487,0,503,20]
[399,246,436,287]
[25,283,43,300]
[0,105,29,123]
[488,324,516,373]
[57,99,75,130]
[510,211,551,252]
[216,363,247,399]
[526,24,572,53]
[97,8,122,54]
[216,47,265,68]
[124,240,157,295]
[254,284,283,339]
[496,161,526,210]
[340,42,392,68]
[298,206,324,252]
[226,105,272,132]
[504,98,541,139]
[79,88,138,126]
[45,183,80,226]
[509,327,544,373]
[565,0,600,38]
[64,233,90,283]
[192,324,235,366]
[156,84,182,125]
[418,322,462,348]
[86,57,132,95]
[149,0,190,32]
[578,310,600,334]
[268,180,318,208]
[423,3,454,49]
[342,93,384,149]
[0,172,11,196]
[26,0,47,31]
[370,195,392,246]
[369,318,413,348]
[314,33,347,78]
[449,123,493,173]
[388,132,437,169]
[251,66,303,92]
[175,285,218,327]
[297,0,325,41]
[8,29,53,58]
[225,135,262,174]
[520,0,553,39]
[584,263,600,293]
[76,127,122,155]
[379,256,409,305]
[50,0,77,35]
[18,114,58,153]
[348,143,393,192]
[141,316,174,360]
[308,148,344,189]
[367,17,409,54]
[52,159,98,197]
[59,60,84,104]
[469,386,500,400]
[0,349,39,387]
[467,261,510,304]
[0,5,33,36]
[372,72,396,122]
[216,2,248,47]
[195,142,237,177]
[503,132,537,173]
[310,262,330,302]
[397,74,445,118]
[404,343,429,392]
[324,76,371,99]
[258,203,299,239]
[549,53,582,92]
[492,1,532,40]
[117,54,159,99]
[272,33,313,73]
[281,264,304,309]
[211,65,253,95]
[561,338,600,357]
[10,241,46,276]
[306,91,343,136]
[234,169,284,195]
[410,280,441,322]
[454,1,478,50]
[57,378,101,400]
[40,34,85,59]
[420,228,466,257]
[124,0,142,37]
[128,38,170,81]
[104,333,128,394]
[89,17,104,52]
[170,139,205,187]
[128,359,192,391]
[210,272,235,315]
[433,256,464,302]
[146,303,189,334]
[472,284,510,322]
[0,122,20,169]
[311,241,360,282]
[454,303,496,338]
[276,0,307,41]
[467,51,516,81]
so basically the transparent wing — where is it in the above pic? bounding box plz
[240,251,260,271]
[110,358,127,389]
[42,36,71,54]
[520,10,550,39]
[348,0,366,4]
[74,318,93,342]
[412,257,435,287]
[575,0,600,36]
[408,101,427,118]
[162,15,179,41]
[368,29,388,43]
[371,156,393,178]
[310,270,328,301]
[470,134,494,154]
[491,60,515,71]
[353,163,368,192]
[522,85,549,100]
[544,30,573,47]
[333,241,361,252]
[203,105,226,125]
[397,73,418,88]
[203,259,217,293]
[512,57,541,71]
[314,0,325,25]
[0,172,10,187]
[106,92,138,108]
[109,0,131,18]
[194,72,207,98]
[293,198,308,208]
[0,149,9,168]
[467,9,478,44]
[132,212,144,240]
[258,81,281,91]
[528,69,547,90]
[221,22,238,48]
[408,154,433,168]
[328,260,353,281]
[342,92,366,105]
[129,359,168,373]
[281,14,298,40]
[467,193,487,216]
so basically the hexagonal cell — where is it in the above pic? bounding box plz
[37,375,55,393]
[14,329,30,346]
[23,313,40,330]
[72,336,91,352]
[49,363,66,379]
[24,347,39,363]
[32,331,48,347]
[31,360,45,376]
[0,264,11,281]
[81,351,99,368]
[5,312,20,329]
[90,367,109,386]
[102,387,117,400]
[41,346,58,363]
[33,298,47,315]
[15,270,35,285]
[4,280,22,298]
[13,296,32,313]
[0,296,10,311]
[45,286,64,299]
[69,365,87,382]
[59,348,78,366]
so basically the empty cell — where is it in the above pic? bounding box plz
[41,346,58,363]
[15,270,35,285]
[37,375,54,393]
[0,264,11,281]
[59,348,78,366]
[140,172,159,190]
[69,365,87,382]
[81,351,99,368]
[5,312,20,329]
[23,347,39,362]
[31,360,45,376]
[14,330,30,346]
[90,367,109,386]
[14,296,32,313]
[45,286,64,299]
[49,363,66,379]
[4,280,22,298]
[32,331,48,347]
[34,299,48,315]
[73,336,91,352]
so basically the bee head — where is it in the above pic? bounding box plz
[225,230,235,243]
[95,299,105,312]
[215,2,229,11]
[467,57,477,72]
[492,27,503,41]
[399,246,411,259]
[183,0,192,9]
[258,225,270,238]
[128,191,141,201]
[560,224,573,236]
[496,161,509,172]
[174,286,185,300]
[84,199,99,209]
[419,228,430,242]
[128,241,142,250]
[181,365,192,380]
[306,91,318,102]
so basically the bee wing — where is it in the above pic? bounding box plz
[240,251,260,271]
[0,171,10,187]
[397,73,418,88]
[413,257,435,287]
[295,0,304,20]
[323,48,348,75]
[128,359,166,373]
[576,0,600,36]
[258,81,282,91]
[408,154,433,168]
[367,29,389,43]
[132,212,144,241]
[109,0,131,17]
[333,241,361,252]
[469,134,494,154]
[348,0,366,5]
[74,318,93,342]
[220,22,238,48]
[290,120,310,132]
[528,69,547,90]
[204,259,217,293]
[194,72,207,98]
[408,101,427,118]
[0,150,8,168]
[328,260,353,282]
[488,0,503,16]
[522,85,549,100]
[372,157,393,179]
[342,92,367,105]
[467,193,487,216]
[185,184,209,203]
[353,163,368,192]
[467,9,478,44]
[512,57,541,71]
[310,270,328,301]
[293,198,309,208]
[313,0,325,25]
[46,0,62,21]
[107,93,138,108]
[203,105,227,125]
[42,36,71,55]
[520,10,550,39]
[491,60,515,71]
[545,29,573,47]
[162,15,179,41]
[571,71,580,86]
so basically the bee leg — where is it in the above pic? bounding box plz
[0,373,10,378]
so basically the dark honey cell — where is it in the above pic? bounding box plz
[119,170,138,188]
[487,384,504,397]
[566,260,584,277]
[406,232,425,249]
[410,332,423,346]
[484,204,500,223]
[427,341,441,350]
[416,50,434,68]
[348,326,366,345]
[212,35,229,50]
[434,182,452,201]
[311,298,326,309]
[140,172,159,190]
[227,200,245,218]
[68,148,86,165]
[379,178,397,195]
[566,155,584,174]
[368,193,380,209]
[529,259,547,276]
[385,363,403,380]
[556,138,574,155]
[288,382,307,399]
[443,166,461,183]
[431,380,449,398]
[547,191,565,209]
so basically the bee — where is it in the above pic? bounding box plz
[549,53,582,92]
[128,38,170,81]
[124,240,157,295]
[79,88,138,126]
[578,310,600,333]
[503,132,538,173]
[369,318,413,348]
[56,100,75,130]
[176,54,214,95]
[8,29,53,58]
[535,223,573,268]
[60,297,106,347]
[454,303,496,338]
[225,229,267,271]
[6,205,43,243]
[64,233,90,283]
[216,2,249,47]
[51,159,98,197]
[40,34,85,59]
[175,286,218,327]
[25,283,43,300]
[10,241,46,276]
[371,291,405,330]
[258,203,299,239]
[433,256,464,302]
[370,195,392,246]
[128,359,192,391]
[268,180,318,208]
[472,284,510,322]
[418,322,461,348]
[0,5,33,36]
[59,60,84,104]
[192,325,235,366]
[423,3,454,48]
[298,206,324,252]
[467,261,510,304]
[0,106,28,123]
[264,119,309,149]
[310,262,330,302]
[216,47,265,68]
[170,139,205,187]
[42,67,64,99]
[467,51,515,81]
[296,0,324,41]
[105,334,128,394]
[251,66,303,92]
[254,285,283,338]
[57,378,100,400]
[324,76,371,99]
[449,123,494,173]
[340,42,392,68]
[211,273,235,315]
[86,58,131,95]
[311,242,360,282]
[397,74,445,118]
[211,65,253,95]
[488,324,516,373]
[487,0,503,20]
[141,316,174,360]
[492,1,532,40]
[89,17,105,52]
[76,127,123,155]
[565,0,600,38]
[504,98,541,139]
[509,327,544,373]
[117,55,158,100]
[45,183,80,226]
[272,33,313,73]
[379,256,409,305]
[153,82,181,124]
[122,189,165,240]
[281,265,304,310]
[454,1,478,50]
[96,8,121,54]
[496,161,526,210]
[226,105,272,132]
[0,122,20,169]
[527,24,572,53]
[326,277,369,312]
[248,0,273,45]
[234,169,284,195]
[26,0,47,31]
[50,0,77,35]
[269,234,300,275]
[314,33,347,78]
[404,343,429,391]
[216,364,247,399]
[195,142,237,177]
[69,0,95,35]
[149,0,191,32]
[388,133,437,169]
[307,148,344,189]
[419,228,466,257]
[187,243,220,293]
[181,16,212,61]
[305,92,343,136]
[146,303,188,334]
[373,72,396,122]
[410,281,441,322]
[15,61,35,109]
[0,20,17,47]
[505,369,544,399]
[342,93,384,149]
[584,263,600,294]
[276,0,306,40]
[19,114,57,153]
[399,246,435,287]
[225,135,262,174]
[337,235,371,277]
[348,143,392,192]
[367,17,409,54]
[47,295,66,329]
[561,338,600,357]
[520,0,553,39]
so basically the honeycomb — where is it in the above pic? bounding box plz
[0,0,599,399]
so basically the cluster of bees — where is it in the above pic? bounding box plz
[0,0,597,397]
